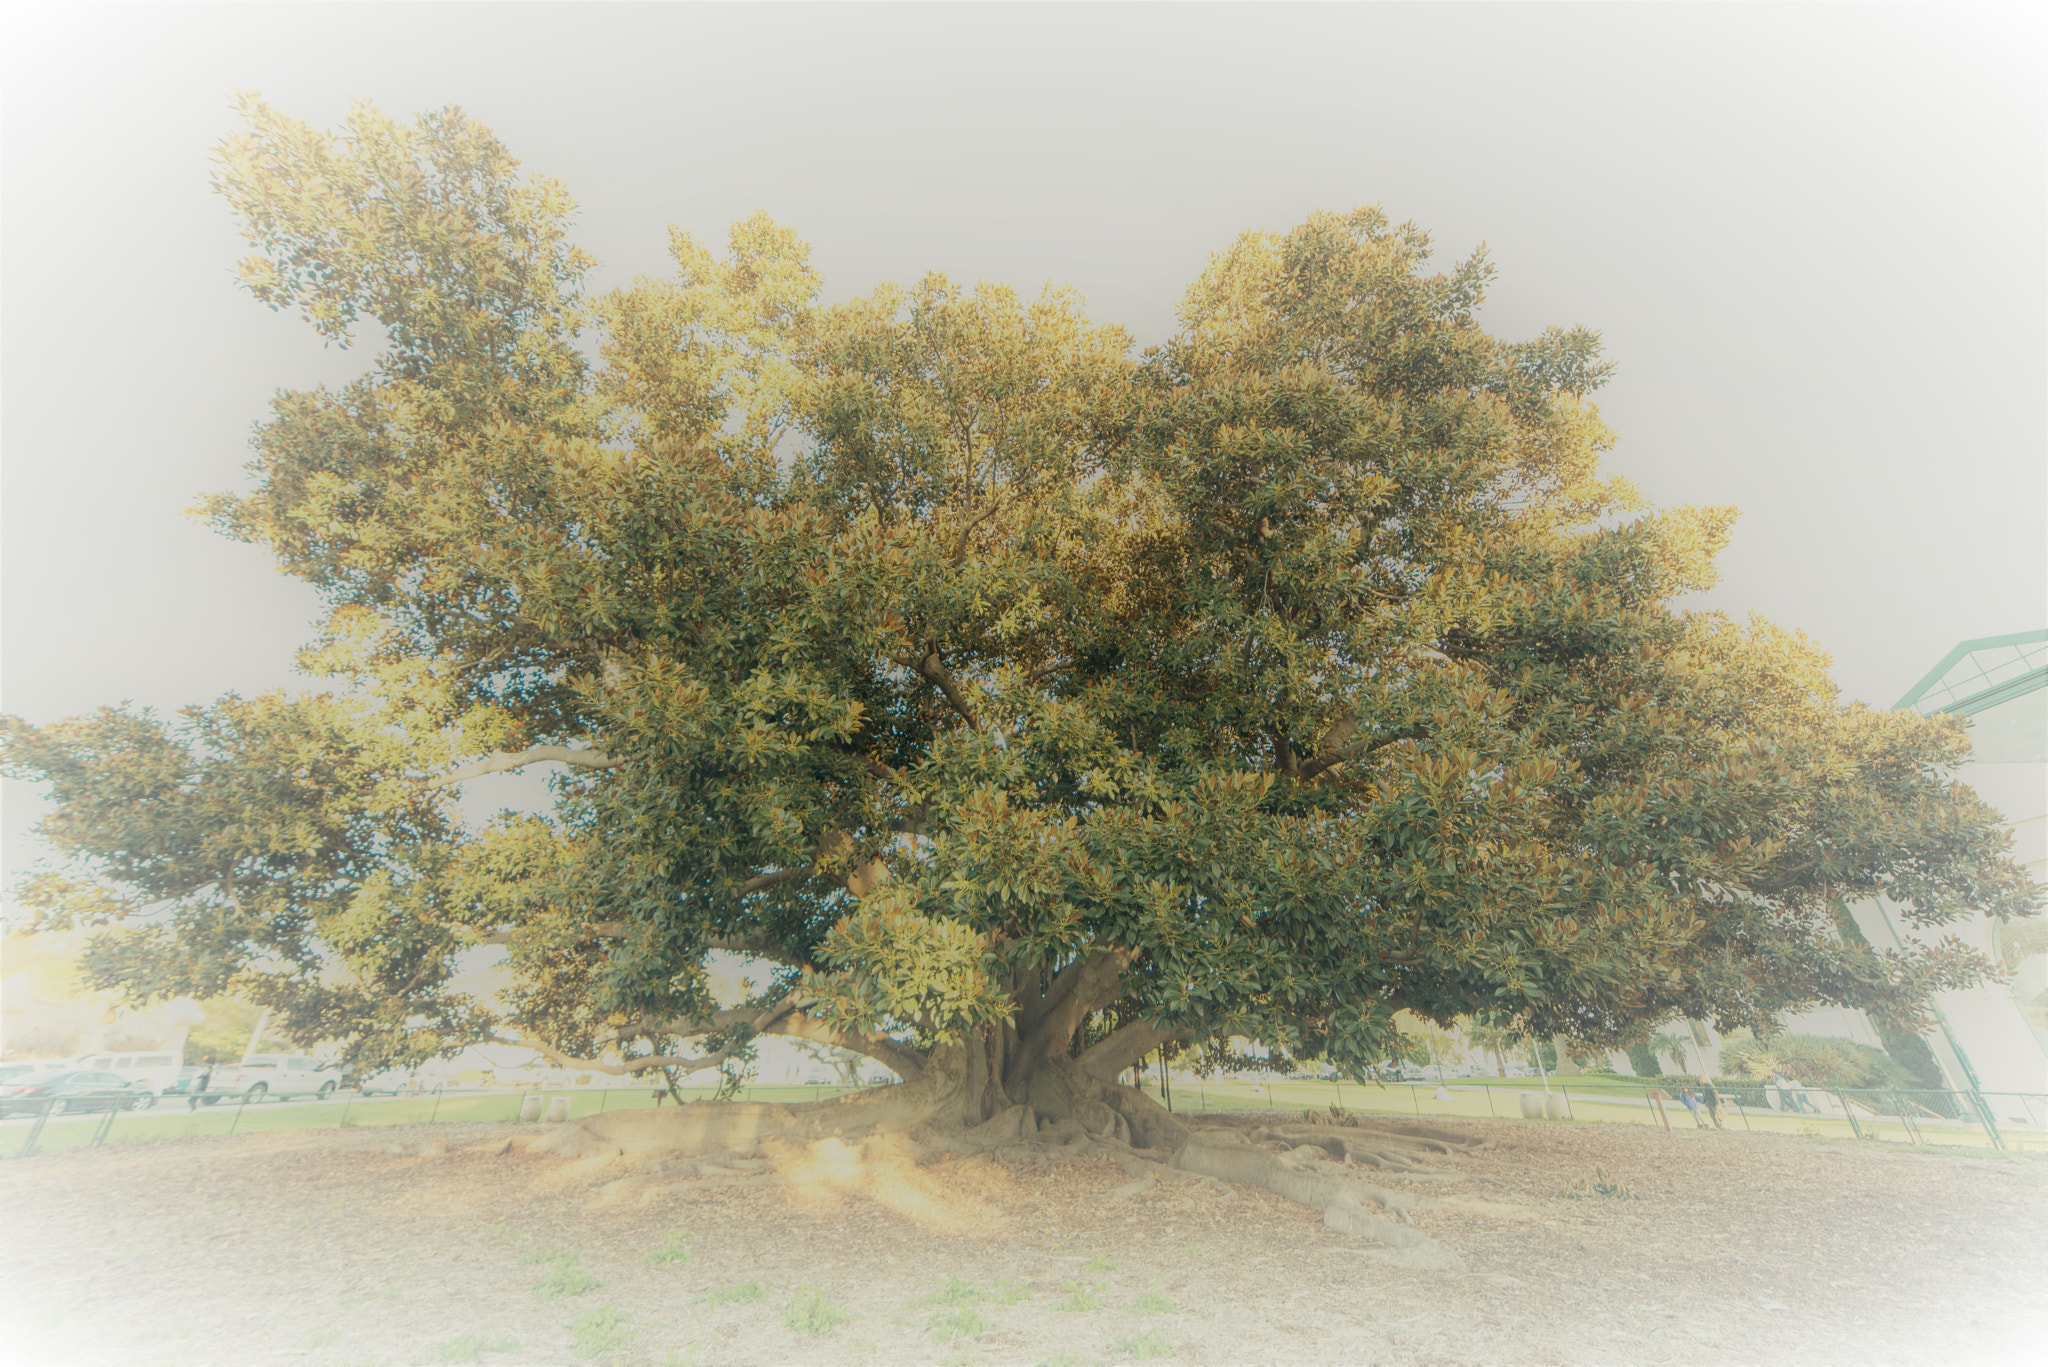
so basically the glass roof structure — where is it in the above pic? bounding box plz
[1895,630,2048,718]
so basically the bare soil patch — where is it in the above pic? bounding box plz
[2,1115,2043,1366]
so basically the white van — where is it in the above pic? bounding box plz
[74,1051,184,1097]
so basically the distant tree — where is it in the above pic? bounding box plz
[4,98,2035,1264]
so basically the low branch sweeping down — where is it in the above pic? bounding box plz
[426,746,620,790]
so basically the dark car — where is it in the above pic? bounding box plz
[158,1067,206,1103]
[0,1071,144,1117]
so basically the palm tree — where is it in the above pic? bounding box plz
[1646,1031,1691,1076]
[1464,1021,1521,1079]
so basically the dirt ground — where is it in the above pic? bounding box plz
[1,1113,2044,1367]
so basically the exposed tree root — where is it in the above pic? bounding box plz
[519,1061,1519,1267]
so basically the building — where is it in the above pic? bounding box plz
[1838,631,2048,1099]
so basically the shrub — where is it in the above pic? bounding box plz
[1720,1034,1915,1089]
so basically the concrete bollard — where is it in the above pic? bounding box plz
[519,1095,544,1122]
[543,1096,570,1123]
[1545,1093,1572,1121]
[1519,1093,1547,1119]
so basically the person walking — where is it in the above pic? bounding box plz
[187,1053,215,1112]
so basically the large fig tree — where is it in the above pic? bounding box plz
[5,99,2033,1260]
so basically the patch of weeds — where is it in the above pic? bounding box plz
[1054,1281,1101,1312]
[695,1281,767,1307]
[918,1276,984,1308]
[641,1229,695,1265]
[1110,1326,1175,1359]
[784,1286,849,1335]
[531,1253,604,1300]
[1559,1167,1638,1201]
[929,1306,995,1342]
[571,1305,639,1358]
[429,1336,519,1363]
[1083,1250,1119,1273]
[1130,1281,1176,1315]
[657,1345,701,1367]
[303,1328,344,1349]
[991,1277,1033,1304]
[517,1244,563,1264]
[490,1221,531,1245]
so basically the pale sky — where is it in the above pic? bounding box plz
[4,3,2045,885]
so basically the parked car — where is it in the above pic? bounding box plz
[72,1050,182,1103]
[159,1067,207,1102]
[0,1071,145,1117]
[0,1058,78,1083]
[205,1054,344,1103]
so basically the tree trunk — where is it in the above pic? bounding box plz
[525,957,1509,1267]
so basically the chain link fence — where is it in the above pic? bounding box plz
[6,1076,2044,1159]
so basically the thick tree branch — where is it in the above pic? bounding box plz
[1295,726,1426,783]
[897,649,982,731]
[1077,1018,1188,1082]
[426,745,621,790]
[740,866,812,895]
[1023,946,1135,1047]
[760,1010,926,1081]
[489,1033,735,1078]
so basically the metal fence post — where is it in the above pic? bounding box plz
[429,1090,443,1125]
[1484,1086,1497,1120]
[89,1106,120,1148]
[17,1101,53,1157]
[1890,1091,1919,1145]
[1966,1090,2005,1150]
[1838,1090,1862,1141]
[228,1096,245,1135]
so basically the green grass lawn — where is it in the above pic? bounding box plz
[7,1075,2037,1159]
[1,1082,868,1157]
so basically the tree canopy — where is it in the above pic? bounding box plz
[5,98,2035,1129]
